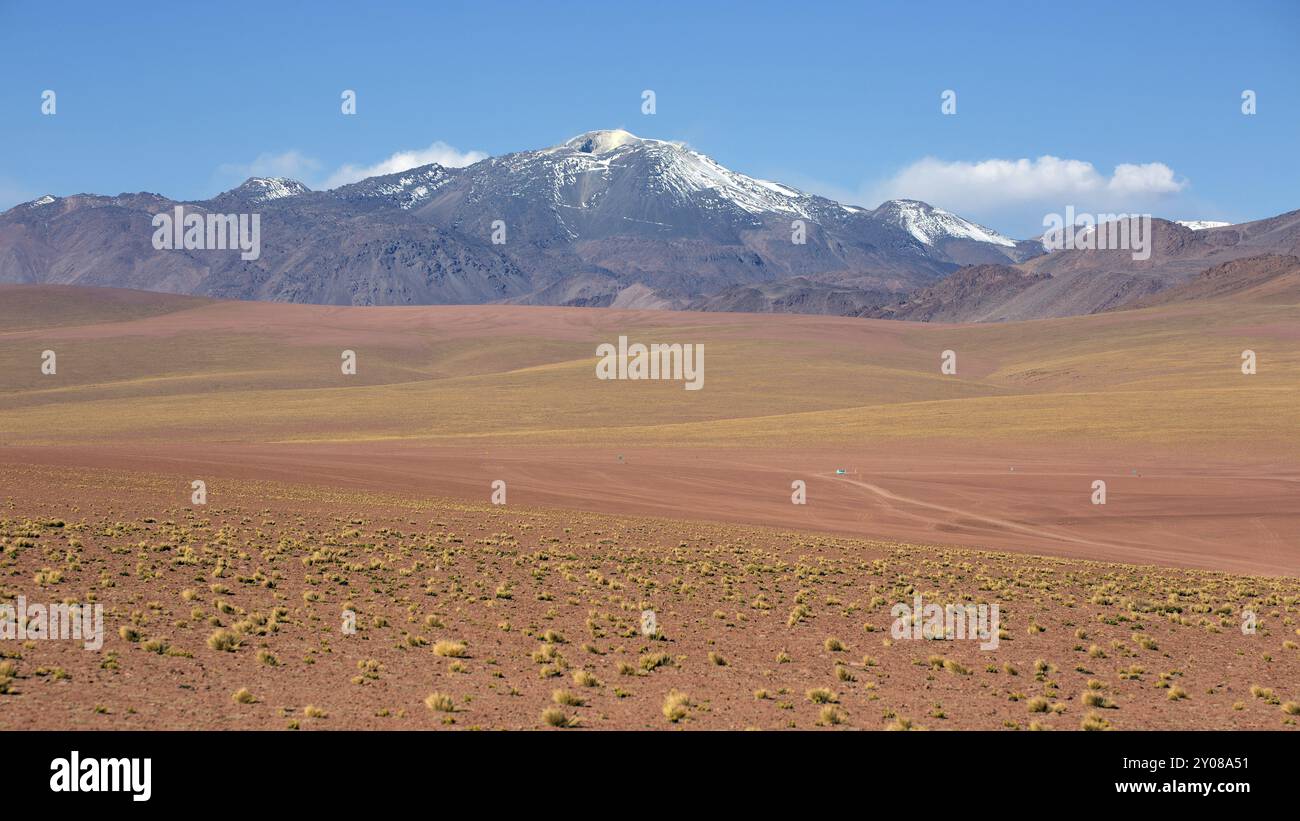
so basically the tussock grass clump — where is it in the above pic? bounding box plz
[425,692,455,712]
[1081,712,1111,731]
[118,626,141,643]
[807,687,838,704]
[942,659,970,675]
[787,604,810,627]
[206,629,239,652]
[572,670,601,688]
[303,705,327,718]
[532,644,562,664]
[542,707,575,727]
[1250,684,1276,702]
[824,637,845,652]
[818,705,846,726]
[662,690,691,722]
[433,640,468,658]
[552,689,584,707]
[639,652,672,672]
[232,687,256,704]
[1132,633,1158,651]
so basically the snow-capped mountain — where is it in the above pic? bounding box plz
[219,177,311,205]
[195,177,312,212]
[394,130,1042,301]
[0,128,1045,308]
[540,129,826,221]
[872,199,1017,247]
[408,131,1025,251]
[1176,220,1231,231]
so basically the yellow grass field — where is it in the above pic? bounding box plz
[1,286,1297,450]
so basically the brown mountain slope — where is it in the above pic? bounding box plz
[695,210,1300,321]
[1118,254,1300,309]
[863,264,1052,322]
[985,212,1300,320]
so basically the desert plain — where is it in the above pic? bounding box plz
[0,283,1297,729]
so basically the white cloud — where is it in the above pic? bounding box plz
[867,155,1186,212]
[1107,162,1184,196]
[212,141,487,195]
[320,141,488,189]
[217,150,321,182]
[804,154,1193,237]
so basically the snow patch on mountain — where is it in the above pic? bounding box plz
[877,199,1017,247]
[330,164,459,210]
[1176,220,1231,231]
[236,177,310,204]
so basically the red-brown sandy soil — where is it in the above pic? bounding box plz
[1,442,1294,576]
[1,465,1297,730]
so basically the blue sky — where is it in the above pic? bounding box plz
[1,0,1296,237]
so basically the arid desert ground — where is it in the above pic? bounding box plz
[1,284,1297,729]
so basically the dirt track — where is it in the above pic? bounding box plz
[3,440,1295,576]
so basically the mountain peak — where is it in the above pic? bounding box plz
[225,177,311,204]
[875,198,1017,248]
[563,129,645,155]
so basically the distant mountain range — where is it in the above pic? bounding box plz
[2,129,1296,321]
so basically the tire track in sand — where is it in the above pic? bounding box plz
[824,473,1144,556]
